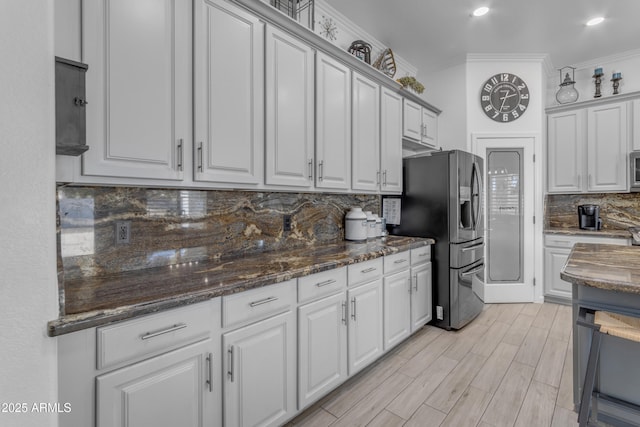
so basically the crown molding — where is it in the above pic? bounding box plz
[571,48,640,70]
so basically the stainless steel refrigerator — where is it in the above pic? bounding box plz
[387,150,485,330]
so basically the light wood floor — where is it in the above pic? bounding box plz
[288,302,578,427]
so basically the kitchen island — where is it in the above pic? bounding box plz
[561,243,640,426]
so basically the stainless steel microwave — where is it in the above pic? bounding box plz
[631,151,640,191]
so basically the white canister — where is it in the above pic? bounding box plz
[345,207,367,241]
[374,215,382,237]
[364,211,376,240]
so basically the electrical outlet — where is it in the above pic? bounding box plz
[436,305,444,320]
[115,221,131,244]
[283,215,292,232]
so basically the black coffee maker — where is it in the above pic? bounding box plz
[578,204,602,230]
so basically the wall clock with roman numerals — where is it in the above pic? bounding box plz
[480,73,530,122]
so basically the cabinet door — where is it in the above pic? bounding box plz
[351,72,380,192]
[265,25,315,188]
[347,279,383,376]
[587,102,628,192]
[544,247,572,301]
[298,292,348,409]
[82,0,189,180]
[421,108,438,148]
[402,99,422,141]
[411,262,433,332]
[193,0,264,185]
[223,311,296,427]
[380,88,403,193]
[383,270,411,351]
[96,339,217,427]
[315,52,351,190]
[547,110,585,193]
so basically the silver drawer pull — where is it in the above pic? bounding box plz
[394,259,408,264]
[140,323,187,340]
[361,267,377,274]
[316,279,337,288]
[418,252,428,257]
[249,296,279,307]
[461,265,484,277]
[206,352,213,392]
[462,243,483,252]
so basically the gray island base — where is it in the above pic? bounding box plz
[561,243,640,426]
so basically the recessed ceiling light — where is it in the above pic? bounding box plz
[472,7,490,17]
[586,16,605,26]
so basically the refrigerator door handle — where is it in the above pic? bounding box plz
[461,243,484,252]
[470,162,480,230]
[461,263,484,277]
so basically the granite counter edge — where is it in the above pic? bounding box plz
[48,238,434,336]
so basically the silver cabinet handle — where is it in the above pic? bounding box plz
[383,170,388,186]
[206,352,213,392]
[361,267,377,274]
[140,323,187,340]
[351,297,357,321]
[249,296,278,307]
[308,159,313,180]
[376,170,381,185]
[342,301,347,324]
[197,142,203,172]
[394,259,408,264]
[227,346,234,382]
[177,139,183,172]
[318,160,324,181]
[414,275,418,292]
[316,279,336,288]
[418,252,428,257]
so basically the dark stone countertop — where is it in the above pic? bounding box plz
[561,243,640,294]
[48,235,434,336]
[544,227,631,239]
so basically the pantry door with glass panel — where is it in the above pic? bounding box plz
[474,136,535,303]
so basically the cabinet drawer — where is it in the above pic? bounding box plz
[96,299,216,370]
[222,279,296,329]
[298,267,347,304]
[410,246,431,265]
[384,251,411,274]
[348,258,383,287]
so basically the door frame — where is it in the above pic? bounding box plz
[471,133,544,303]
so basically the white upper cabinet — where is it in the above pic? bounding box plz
[547,100,629,193]
[547,110,585,193]
[82,0,190,180]
[633,99,640,151]
[265,25,315,188]
[421,108,438,148]
[315,52,351,190]
[380,87,403,193]
[587,102,628,192]
[402,99,422,142]
[351,72,381,192]
[193,0,264,185]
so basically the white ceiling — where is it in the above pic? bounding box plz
[324,0,640,76]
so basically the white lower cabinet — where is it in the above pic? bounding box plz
[410,261,433,331]
[298,292,347,409]
[223,311,296,427]
[383,269,412,350]
[96,339,216,427]
[347,278,384,375]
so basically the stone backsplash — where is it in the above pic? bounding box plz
[57,186,379,281]
[545,193,640,230]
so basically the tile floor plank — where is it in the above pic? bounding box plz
[471,320,511,358]
[386,355,458,419]
[442,321,489,361]
[514,326,550,367]
[534,337,568,388]
[556,337,575,411]
[514,380,558,427]
[365,409,405,427]
[501,313,535,347]
[424,352,488,413]
[532,303,559,330]
[440,386,493,427]
[480,361,535,427]
[404,404,447,427]
[398,332,457,378]
[471,341,519,394]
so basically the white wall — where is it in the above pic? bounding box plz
[0,2,59,427]
[546,48,640,107]
[419,63,467,151]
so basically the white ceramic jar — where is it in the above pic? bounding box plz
[345,207,367,241]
